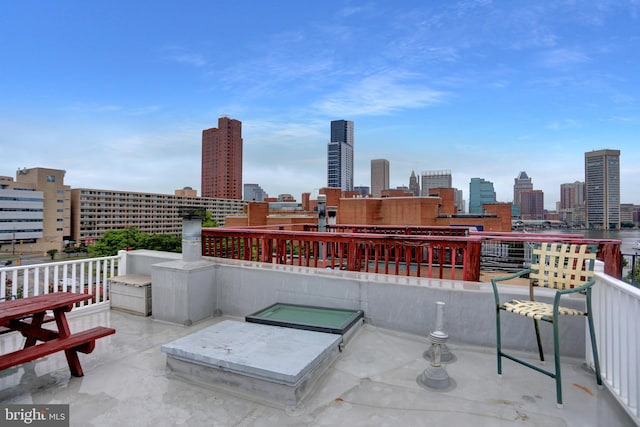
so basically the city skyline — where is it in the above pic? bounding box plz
[2,1,639,210]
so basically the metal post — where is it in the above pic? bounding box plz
[318,195,326,267]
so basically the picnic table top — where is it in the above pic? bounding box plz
[0,292,91,326]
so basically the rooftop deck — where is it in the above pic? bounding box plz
[0,308,633,426]
[1,245,638,426]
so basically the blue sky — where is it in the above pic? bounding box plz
[1,1,639,210]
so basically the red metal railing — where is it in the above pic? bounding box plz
[202,225,623,281]
[472,231,622,278]
[203,227,482,281]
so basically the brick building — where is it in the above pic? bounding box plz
[226,187,512,232]
[202,117,243,199]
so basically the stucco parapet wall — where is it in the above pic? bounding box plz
[201,255,584,296]
[204,255,588,358]
[153,259,215,271]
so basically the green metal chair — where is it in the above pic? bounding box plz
[490,243,602,408]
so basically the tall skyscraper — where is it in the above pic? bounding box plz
[520,189,545,220]
[202,117,243,199]
[560,181,585,210]
[585,149,620,229]
[469,178,496,214]
[420,170,452,196]
[327,120,354,191]
[371,159,389,197]
[409,170,420,196]
[513,171,533,208]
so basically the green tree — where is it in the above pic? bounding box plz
[202,210,218,228]
[88,227,182,256]
[625,263,640,284]
[146,234,182,252]
[46,249,58,260]
[89,227,145,257]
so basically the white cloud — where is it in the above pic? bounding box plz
[169,53,206,67]
[546,119,580,131]
[539,48,590,69]
[314,73,448,117]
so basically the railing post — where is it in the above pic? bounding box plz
[347,237,358,271]
[261,238,271,263]
[318,195,326,266]
[464,238,482,282]
[598,243,622,279]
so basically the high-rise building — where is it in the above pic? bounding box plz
[409,171,420,196]
[327,120,354,191]
[520,190,545,220]
[469,178,496,214]
[513,171,533,208]
[370,159,389,197]
[202,117,243,199]
[420,170,452,196]
[244,184,268,202]
[585,149,621,229]
[560,181,585,210]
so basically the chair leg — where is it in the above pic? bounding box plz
[534,319,545,362]
[496,307,503,376]
[553,315,563,407]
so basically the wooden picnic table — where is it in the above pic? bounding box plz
[0,292,115,377]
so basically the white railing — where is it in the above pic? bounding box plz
[0,256,120,311]
[590,270,640,425]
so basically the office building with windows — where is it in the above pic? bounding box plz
[0,186,44,253]
[560,181,585,210]
[469,178,496,214]
[70,188,247,244]
[0,168,69,253]
[370,159,389,197]
[513,171,533,209]
[327,120,354,191]
[519,190,545,220]
[244,184,268,202]
[202,117,243,199]
[585,149,620,229]
[420,170,452,196]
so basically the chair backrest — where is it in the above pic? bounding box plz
[529,243,597,290]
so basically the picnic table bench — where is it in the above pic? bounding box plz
[0,292,116,377]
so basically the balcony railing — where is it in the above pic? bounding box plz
[590,270,640,424]
[472,231,622,279]
[1,256,119,310]
[202,226,622,281]
[621,252,640,288]
[202,227,483,281]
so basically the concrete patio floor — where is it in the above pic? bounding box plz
[0,308,634,426]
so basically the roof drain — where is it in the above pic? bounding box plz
[417,301,456,391]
